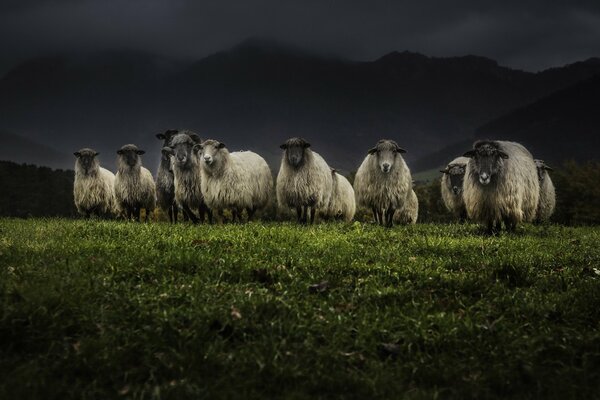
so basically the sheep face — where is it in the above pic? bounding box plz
[117,144,145,168]
[534,159,553,182]
[74,148,99,174]
[367,140,406,174]
[442,164,466,195]
[166,135,197,168]
[280,137,311,168]
[464,141,508,186]
[196,139,226,168]
[156,129,179,147]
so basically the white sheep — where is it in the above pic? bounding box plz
[276,137,333,224]
[163,131,212,223]
[325,169,356,222]
[115,144,156,222]
[73,148,117,218]
[195,139,273,222]
[155,129,180,223]
[354,139,412,227]
[534,159,556,222]
[463,140,539,234]
[440,156,470,221]
[394,188,418,224]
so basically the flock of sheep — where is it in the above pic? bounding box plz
[73,130,555,234]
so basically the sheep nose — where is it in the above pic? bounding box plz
[177,155,187,163]
[453,186,460,194]
[203,155,212,163]
[382,163,390,172]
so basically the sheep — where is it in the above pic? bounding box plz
[353,139,413,227]
[440,156,470,221]
[115,144,156,222]
[155,129,179,223]
[276,137,333,224]
[534,159,556,222]
[162,131,212,224]
[73,148,117,218]
[462,140,539,234]
[394,188,419,224]
[324,169,356,222]
[194,139,273,222]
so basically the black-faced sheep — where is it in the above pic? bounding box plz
[155,129,179,223]
[534,159,556,222]
[325,169,356,222]
[73,148,117,218]
[195,139,273,222]
[440,156,469,221]
[276,138,333,224]
[463,140,539,234]
[162,131,212,224]
[115,144,156,222]
[354,139,412,227]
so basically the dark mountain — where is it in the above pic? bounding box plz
[1,39,599,172]
[0,131,72,169]
[412,73,600,172]
[475,74,600,164]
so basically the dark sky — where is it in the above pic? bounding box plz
[1,0,599,74]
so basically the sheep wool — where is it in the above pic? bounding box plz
[325,171,356,222]
[115,144,156,221]
[440,156,469,219]
[73,148,117,217]
[463,140,539,232]
[198,140,273,220]
[354,139,412,226]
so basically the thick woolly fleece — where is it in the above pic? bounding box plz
[74,158,117,216]
[325,171,356,222]
[463,141,539,227]
[441,156,469,218]
[200,144,273,213]
[354,152,412,211]
[276,149,333,211]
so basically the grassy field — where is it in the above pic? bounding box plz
[0,219,599,399]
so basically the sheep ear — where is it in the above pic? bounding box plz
[396,147,407,154]
[440,169,449,174]
[498,151,509,159]
[136,150,145,155]
[217,142,226,149]
[367,147,377,155]
[73,151,81,158]
[303,141,311,148]
[192,144,203,153]
[162,147,174,156]
[463,150,476,158]
[156,133,165,140]
[117,149,123,155]
[94,152,100,157]
[543,164,553,171]
[280,143,288,150]
[189,133,201,143]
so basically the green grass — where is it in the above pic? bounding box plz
[1,219,599,399]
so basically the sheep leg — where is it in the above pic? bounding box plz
[167,206,174,223]
[295,207,303,223]
[198,206,206,224]
[172,204,178,223]
[207,209,213,224]
[309,207,316,224]
[181,204,199,223]
[232,209,239,223]
[302,206,309,224]
[503,216,516,233]
[385,208,395,228]
[144,209,150,223]
[135,207,141,222]
[182,208,190,222]
[371,207,379,224]
[247,207,256,222]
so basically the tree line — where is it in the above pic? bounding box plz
[1,159,599,225]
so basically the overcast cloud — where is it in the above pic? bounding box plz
[1,0,599,73]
